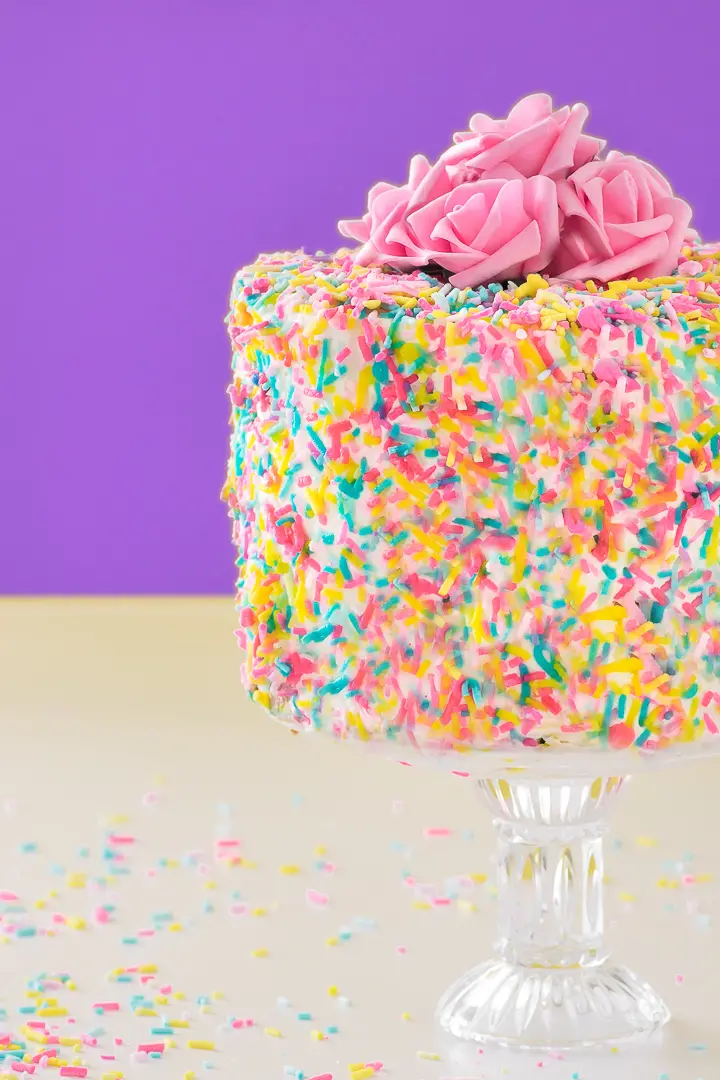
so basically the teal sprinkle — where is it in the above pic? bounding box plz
[296,1011,312,1021]
[307,427,326,455]
[337,475,364,499]
[618,694,627,720]
[533,643,564,683]
[649,601,665,624]
[300,624,334,644]
[348,612,361,634]
[375,661,391,675]
[338,555,352,581]
[16,927,36,938]
[19,842,37,854]
[638,697,651,725]
[318,677,349,696]
[316,338,329,391]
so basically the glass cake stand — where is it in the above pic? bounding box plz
[360,736,720,1052]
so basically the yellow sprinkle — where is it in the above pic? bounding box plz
[183,1073,196,1080]
[37,1008,67,1018]
[280,864,301,875]
[138,965,157,973]
[416,1050,441,1060]
[66,873,86,889]
[328,985,339,997]
[134,1008,158,1017]
[401,1011,412,1021]
[252,907,267,916]
[169,1020,190,1028]
[210,990,223,1000]
[598,657,643,673]
[326,936,339,946]
[187,1039,215,1051]
[635,836,658,848]
[155,995,168,1006]
[58,1037,81,1048]
[168,922,183,932]
[412,901,432,910]
[581,605,626,623]
[350,1069,375,1079]
[263,1027,282,1038]
[618,892,637,903]
[252,948,269,958]
[314,845,326,856]
[65,917,86,930]
[311,1029,324,1040]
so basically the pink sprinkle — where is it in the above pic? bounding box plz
[51,914,66,924]
[138,1043,165,1053]
[108,835,135,845]
[306,888,328,906]
[26,1023,46,1031]
[94,1002,120,1011]
[0,891,19,901]
[138,929,155,937]
[60,1070,88,1078]
[215,838,241,848]
[675,974,685,984]
[229,903,248,916]
[114,1037,123,1046]
[140,974,155,984]
[365,1062,383,1071]
[307,1075,333,1080]
[142,791,159,807]
[99,1056,116,1061]
[81,1036,97,1047]
[94,907,111,924]
[11,1064,35,1074]
[451,770,470,778]
[396,946,406,954]
[424,827,452,838]
[683,875,696,886]
[432,897,451,906]
[159,984,172,994]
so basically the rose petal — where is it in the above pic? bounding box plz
[449,220,542,288]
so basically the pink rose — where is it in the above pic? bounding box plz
[446,93,605,181]
[339,154,560,288]
[550,151,693,281]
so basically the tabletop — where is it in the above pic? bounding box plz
[0,598,718,1080]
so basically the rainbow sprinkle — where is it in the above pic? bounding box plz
[224,244,720,754]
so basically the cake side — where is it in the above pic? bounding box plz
[224,245,720,753]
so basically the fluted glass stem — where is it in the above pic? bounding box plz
[479,776,623,970]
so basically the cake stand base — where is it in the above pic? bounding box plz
[436,775,670,1050]
[437,958,669,1050]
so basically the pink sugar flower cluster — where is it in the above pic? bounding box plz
[339,94,692,287]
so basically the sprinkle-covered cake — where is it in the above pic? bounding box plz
[224,95,720,755]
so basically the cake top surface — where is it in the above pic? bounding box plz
[233,241,720,340]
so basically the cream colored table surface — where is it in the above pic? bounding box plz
[0,598,718,1080]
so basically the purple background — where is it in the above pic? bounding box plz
[3,0,719,594]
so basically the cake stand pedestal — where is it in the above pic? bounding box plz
[436,775,669,1050]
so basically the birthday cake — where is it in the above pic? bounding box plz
[224,94,720,755]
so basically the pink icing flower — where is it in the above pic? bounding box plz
[446,92,605,181]
[339,155,560,288]
[550,151,693,281]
